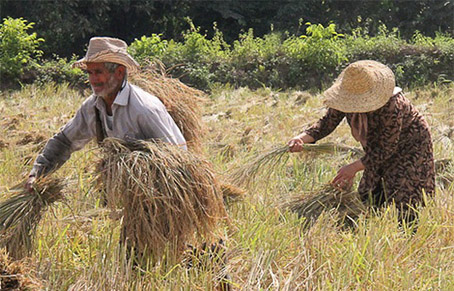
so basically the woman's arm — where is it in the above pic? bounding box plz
[288,108,345,152]
[331,159,365,189]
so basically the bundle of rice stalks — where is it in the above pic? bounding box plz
[229,145,290,188]
[0,178,64,259]
[435,159,454,189]
[0,248,43,290]
[131,62,206,153]
[437,172,454,189]
[220,183,246,204]
[99,137,227,261]
[230,143,360,188]
[283,184,367,226]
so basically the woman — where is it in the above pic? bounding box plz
[288,60,435,219]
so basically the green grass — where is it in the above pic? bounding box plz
[1,82,454,289]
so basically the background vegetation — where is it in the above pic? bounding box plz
[2,0,453,58]
[1,0,454,91]
[1,16,453,91]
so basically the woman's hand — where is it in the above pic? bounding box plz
[288,133,315,152]
[288,137,304,152]
[331,160,365,190]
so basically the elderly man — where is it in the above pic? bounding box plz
[26,37,186,190]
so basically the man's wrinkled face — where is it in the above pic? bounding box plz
[86,63,121,98]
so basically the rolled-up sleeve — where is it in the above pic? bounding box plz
[304,108,346,142]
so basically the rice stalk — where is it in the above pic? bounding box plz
[98,138,227,262]
[220,183,246,203]
[282,184,367,227]
[131,61,206,153]
[0,248,43,290]
[0,178,65,260]
[229,145,289,188]
[230,143,360,188]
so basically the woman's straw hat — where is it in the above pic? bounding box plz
[73,37,139,73]
[323,60,395,113]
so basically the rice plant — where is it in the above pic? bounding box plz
[229,143,361,188]
[282,184,367,227]
[0,178,65,259]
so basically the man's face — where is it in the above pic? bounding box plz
[86,63,122,98]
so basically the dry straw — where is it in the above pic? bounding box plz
[283,184,367,226]
[131,62,206,153]
[230,143,362,188]
[0,248,43,290]
[220,183,246,203]
[98,137,227,261]
[0,178,64,259]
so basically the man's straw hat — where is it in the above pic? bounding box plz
[73,37,139,73]
[323,60,395,113]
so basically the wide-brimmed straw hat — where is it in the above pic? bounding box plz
[323,60,395,113]
[73,37,139,73]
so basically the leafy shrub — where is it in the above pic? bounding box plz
[129,34,168,63]
[0,17,44,82]
[159,20,231,88]
[33,55,86,88]
[4,16,452,91]
[282,22,347,88]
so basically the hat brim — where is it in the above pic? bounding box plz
[323,82,394,113]
[72,50,139,74]
[322,62,395,113]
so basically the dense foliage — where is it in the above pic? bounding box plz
[1,17,453,91]
[2,0,453,58]
[131,22,454,90]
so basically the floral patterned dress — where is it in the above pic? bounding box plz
[304,92,435,210]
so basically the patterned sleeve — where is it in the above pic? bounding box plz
[360,96,403,170]
[304,108,346,142]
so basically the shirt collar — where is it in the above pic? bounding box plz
[94,80,130,111]
[113,80,130,106]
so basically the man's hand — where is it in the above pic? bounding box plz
[25,176,36,193]
[331,160,365,190]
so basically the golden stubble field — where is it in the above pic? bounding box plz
[1,82,453,290]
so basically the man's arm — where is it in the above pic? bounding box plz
[137,107,187,150]
[29,131,73,178]
[26,97,97,191]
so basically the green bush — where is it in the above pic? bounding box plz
[129,34,168,63]
[282,22,347,88]
[33,55,86,88]
[0,17,44,81]
[159,20,231,88]
[117,20,454,91]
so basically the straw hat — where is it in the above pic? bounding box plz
[73,37,139,73]
[323,60,395,113]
